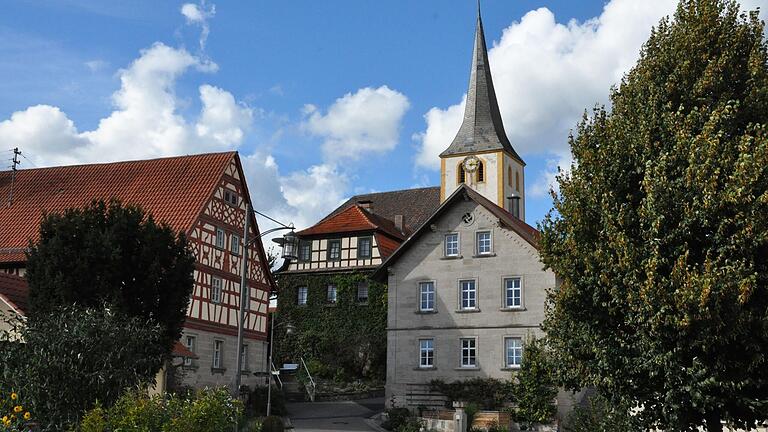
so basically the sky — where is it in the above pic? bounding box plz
[0,0,765,235]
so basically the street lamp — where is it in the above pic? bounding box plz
[234,203,296,399]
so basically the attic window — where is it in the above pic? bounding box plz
[458,165,466,184]
[224,190,239,206]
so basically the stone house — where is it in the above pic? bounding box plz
[0,152,274,390]
[373,9,578,419]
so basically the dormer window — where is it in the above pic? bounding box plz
[224,190,239,206]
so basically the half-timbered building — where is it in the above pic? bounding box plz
[0,151,274,389]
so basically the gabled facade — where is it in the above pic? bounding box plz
[0,152,274,389]
[374,8,577,419]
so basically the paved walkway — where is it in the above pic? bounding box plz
[287,397,384,432]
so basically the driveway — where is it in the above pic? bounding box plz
[287,397,385,432]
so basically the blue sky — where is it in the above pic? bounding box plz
[0,0,764,231]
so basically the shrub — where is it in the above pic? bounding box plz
[261,415,284,432]
[76,388,243,432]
[381,407,412,431]
[512,338,557,426]
[0,306,165,431]
[395,416,424,432]
[429,378,514,410]
[564,393,640,432]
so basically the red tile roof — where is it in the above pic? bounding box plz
[0,152,235,264]
[172,341,198,359]
[297,205,406,240]
[0,272,29,315]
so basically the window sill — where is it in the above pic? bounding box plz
[182,364,198,371]
[440,255,463,260]
[211,367,226,375]
[414,366,437,371]
[501,366,521,371]
[415,310,437,315]
[472,253,496,258]
[499,307,526,312]
[455,309,481,314]
[454,366,480,371]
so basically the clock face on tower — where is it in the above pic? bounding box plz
[462,155,480,173]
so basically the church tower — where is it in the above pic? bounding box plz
[440,7,526,220]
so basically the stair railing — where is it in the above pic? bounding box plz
[300,357,317,402]
[271,361,283,390]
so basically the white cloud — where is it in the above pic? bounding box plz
[529,151,573,198]
[413,96,465,169]
[303,85,410,162]
[181,1,216,51]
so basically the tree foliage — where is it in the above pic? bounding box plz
[513,338,557,426]
[25,199,196,353]
[0,305,166,431]
[540,1,768,430]
[564,393,641,432]
[274,272,387,381]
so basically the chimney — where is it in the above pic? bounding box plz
[394,215,405,233]
[357,199,373,212]
[507,194,521,219]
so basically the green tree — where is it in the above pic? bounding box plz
[0,305,166,431]
[25,199,196,353]
[513,338,557,428]
[540,1,768,431]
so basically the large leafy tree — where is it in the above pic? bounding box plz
[25,199,196,352]
[540,1,768,431]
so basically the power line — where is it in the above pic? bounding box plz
[19,152,37,168]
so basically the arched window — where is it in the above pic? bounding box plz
[515,171,520,191]
[458,164,466,184]
[477,160,484,182]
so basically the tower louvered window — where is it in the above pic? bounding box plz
[458,165,466,184]
[477,160,484,182]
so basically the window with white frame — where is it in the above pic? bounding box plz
[184,335,196,367]
[460,338,477,368]
[327,239,341,261]
[211,276,223,304]
[459,280,477,310]
[504,277,522,308]
[505,337,523,368]
[419,281,435,311]
[327,284,337,303]
[231,234,240,255]
[445,233,459,257]
[213,340,223,369]
[357,282,369,303]
[240,345,249,371]
[419,339,434,368]
[358,236,372,259]
[297,286,308,305]
[215,227,225,249]
[476,231,492,255]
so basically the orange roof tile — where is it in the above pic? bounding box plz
[0,272,29,315]
[172,340,198,359]
[0,152,235,264]
[297,205,406,240]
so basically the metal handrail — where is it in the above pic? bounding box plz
[271,361,283,390]
[300,357,317,402]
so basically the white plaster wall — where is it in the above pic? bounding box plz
[442,153,501,206]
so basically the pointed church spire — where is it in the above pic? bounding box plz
[440,5,524,165]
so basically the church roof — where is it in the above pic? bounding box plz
[322,186,441,234]
[0,152,235,264]
[440,9,524,165]
[372,184,540,282]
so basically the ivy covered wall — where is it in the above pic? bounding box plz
[274,271,387,381]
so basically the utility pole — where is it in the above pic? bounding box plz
[7,148,21,207]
